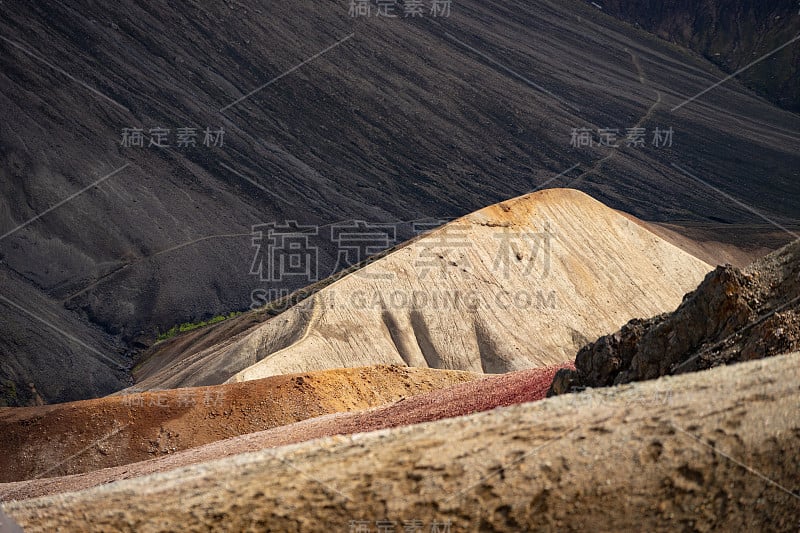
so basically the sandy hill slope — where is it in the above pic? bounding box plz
[0,362,571,502]
[131,188,711,390]
[2,0,799,404]
[0,365,478,483]
[4,352,797,531]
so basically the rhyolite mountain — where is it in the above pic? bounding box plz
[1,0,798,404]
[130,189,712,391]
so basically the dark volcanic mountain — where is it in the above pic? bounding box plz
[1,0,798,404]
[599,0,800,112]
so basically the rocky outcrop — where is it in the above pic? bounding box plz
[550,239,800,394]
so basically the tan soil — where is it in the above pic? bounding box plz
[0,365,479,483]
[4,352,798,532]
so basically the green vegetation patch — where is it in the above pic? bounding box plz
[156,311,242,342]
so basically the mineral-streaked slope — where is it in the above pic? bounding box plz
[5,351,797,532]
[0,365,479,483]
[0,362,571,501]
[132,188,711,389]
